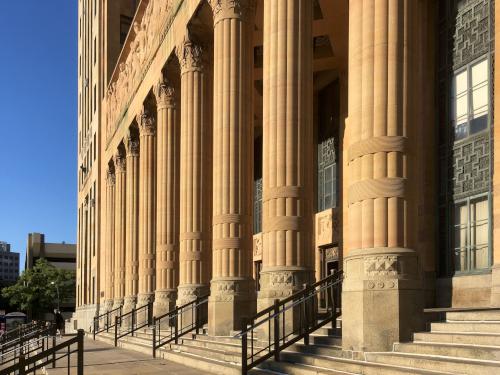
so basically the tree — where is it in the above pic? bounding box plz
[1,259,75,319]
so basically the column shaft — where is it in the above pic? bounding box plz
[343,0,424,352]
[176,36,212,305]
[104,169,115,312]
[153,78,179,316]
[208,0,256,336]
[259,0,314,306]
[113,153,126,309]
[123,135,140,313]
[137,108,156,308]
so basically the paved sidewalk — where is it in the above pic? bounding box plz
[45,337,200,375]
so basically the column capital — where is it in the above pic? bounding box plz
[125,132,140,157]
[136,106,156,136]
[176,34,205,74]
[106,168,116,186]
[114,153,126,173]
[209,0,256,25]
[153,77,176,109]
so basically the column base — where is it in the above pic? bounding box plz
[176,284,209,329]
[136,293,154,325]
[208,278,256,336]
[490,265,500,307]
[154,289,177,317]
[103,299,114,313]
[123,295,137,315]
[257,267,313,338]
[112,298,124,311]
[342,247,424,352]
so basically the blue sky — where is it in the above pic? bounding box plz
[0,1,77,270]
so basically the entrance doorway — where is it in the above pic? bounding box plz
[319,246,339,309]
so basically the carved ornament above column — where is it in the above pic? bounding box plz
[136,107,156,137]
[153,77,176,109]
[209,0,256,24]
[106,168,116,186]
[176,34,205,74]
[114,153,126,173]
[125,132,140,157]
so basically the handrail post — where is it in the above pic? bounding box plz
[93,317,96,340]
[302,283,310,346]
[195,297,200,334]
[77,329,84,375]
[241,317,248,375]
[152,318,156,358]
[52,335,56,368]
[106,311,110,333]
[19,353,26,375]
[174,312,179,345]
[114,316,118,347]
[273,299,280,362]
[148,302,153,327]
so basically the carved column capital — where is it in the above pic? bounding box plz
[136,107,156,136]
[125,130,140,157]
[114,153,126,173]
[106,168,116,186]
[176,34,205,74]
[153,77,176,109]
[209,0,256,24]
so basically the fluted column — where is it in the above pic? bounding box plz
[137,107,156,308]
[123,133,140,314]
[342,0,423,352]
[104,167,115,312]
[153,77,179,316]
[258,0,314,311]
[112,152,126,309]
[176,35,212,306]
[208,0,256,336]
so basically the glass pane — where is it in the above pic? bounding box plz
[473,245,489,269]
[471,198,490,270]
[472,84,488,118]
[471,59,488,87]
[455,70,468,95]
[470,115,488,134]
[455,123,468,140]
[455,94,468,124]
[453,203,468,272]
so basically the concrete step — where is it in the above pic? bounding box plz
[395,341,500,361]
[365,351,500,375]
[446,309,500,322]
[288,343,348,359]
[259,360,357,375]
[280,351,455,375]
[181,336,243,352]
[310,334,342,346]
[193,333,247,345]
[431,321,500,334]
[414,331,500,346]
[171,342,241,364]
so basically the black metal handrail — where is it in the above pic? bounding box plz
[0,322,43,344]
[0,323,55,361]
[0,329,84,375]
[237,270,343,374]
[93,305,122,339]
[114,302,153,346]
[152,294,209,358]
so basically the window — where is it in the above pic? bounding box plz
[453,196,490,273]
[452,58,489,141]
[253,136,263,234]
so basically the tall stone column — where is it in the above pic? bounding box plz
[208,0,256,336]
[112,152,126,309]
[258,0,314,311]
[176,35,212,306]
[123,133,140,314]
[137,107,157,309]
[342,0,423,352]
[153,77,179,316]
[104,167,115,312]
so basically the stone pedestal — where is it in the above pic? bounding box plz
[490,265,500,306]
[342,248,423,352]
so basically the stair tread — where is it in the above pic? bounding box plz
[399,340,500,350]
[370,350,500,365]
[282,352,457,375]
[417,331,500,337]
[262,360,358,375]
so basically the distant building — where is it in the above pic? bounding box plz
[0,241,19,283]
[25,233,76,271]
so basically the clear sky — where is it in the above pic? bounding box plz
[0,1,77,270]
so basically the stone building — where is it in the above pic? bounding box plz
[76,0,500,367]
[0,241,19,283]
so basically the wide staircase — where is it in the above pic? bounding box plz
[92,275,500,374]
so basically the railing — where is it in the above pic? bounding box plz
[114,302,153,346]
[93,305,122,339]
[0,322,44,344]
[152,294,209,358]
[1,324,55,360]
[237,270,343,374]
[0,329,84,375]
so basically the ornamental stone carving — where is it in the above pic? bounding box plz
[125,133,139,157]
[114,153,126,172]
[153,77,176,109]
[177,35,205,73]
[106,169,116,186]
[364,255,399,277]
[210,280,254,302]
[136,107,156,136]
[253,233,262,261]
[209,0,256,24]
[315,208,340,247]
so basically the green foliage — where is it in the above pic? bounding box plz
[1,259,75,318]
